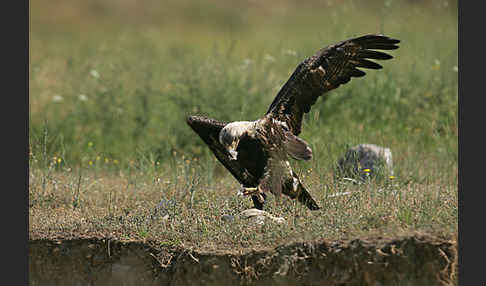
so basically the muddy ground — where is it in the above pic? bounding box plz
[29,232,456,286]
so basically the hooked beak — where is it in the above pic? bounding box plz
[229,149,238,160]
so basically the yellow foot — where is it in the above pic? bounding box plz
[238,186,265,203]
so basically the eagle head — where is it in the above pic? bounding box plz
[219,121,256,160]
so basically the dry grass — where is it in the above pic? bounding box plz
[29,155,457,253]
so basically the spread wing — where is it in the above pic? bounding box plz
[186,115,259,187]
[265,34,400,135]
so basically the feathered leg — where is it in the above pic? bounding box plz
[251,193,267,210]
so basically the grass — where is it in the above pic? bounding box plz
[29,154,457,252]
[29,0,457,252]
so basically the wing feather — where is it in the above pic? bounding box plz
[284,131,313,161]
[266,34,400,135]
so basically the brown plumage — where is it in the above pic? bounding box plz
[186,34,400,211]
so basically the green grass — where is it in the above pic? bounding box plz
[29,0,457,251]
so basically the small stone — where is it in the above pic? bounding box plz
[221,214,235,222]
[239,208,285,225]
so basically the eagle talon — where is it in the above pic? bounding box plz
[238,186,265,203]
[241,186,258,196]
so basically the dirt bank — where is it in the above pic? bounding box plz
[29,233,456,286]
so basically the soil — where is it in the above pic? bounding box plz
[29,232,456,286]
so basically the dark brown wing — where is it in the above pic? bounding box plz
[265,34,400,135]
[186,115,260,187]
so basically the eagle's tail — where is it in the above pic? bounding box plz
[297,187,320,210]
[284,172,320,210]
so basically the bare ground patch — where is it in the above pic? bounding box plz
[29,232,456,286]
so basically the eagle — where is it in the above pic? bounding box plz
[186,34,400,211]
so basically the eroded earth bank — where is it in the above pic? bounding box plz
[29,232,456,286]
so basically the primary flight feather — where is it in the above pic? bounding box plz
[187,34,400,210]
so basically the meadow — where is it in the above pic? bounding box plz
[29,0,457,253]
